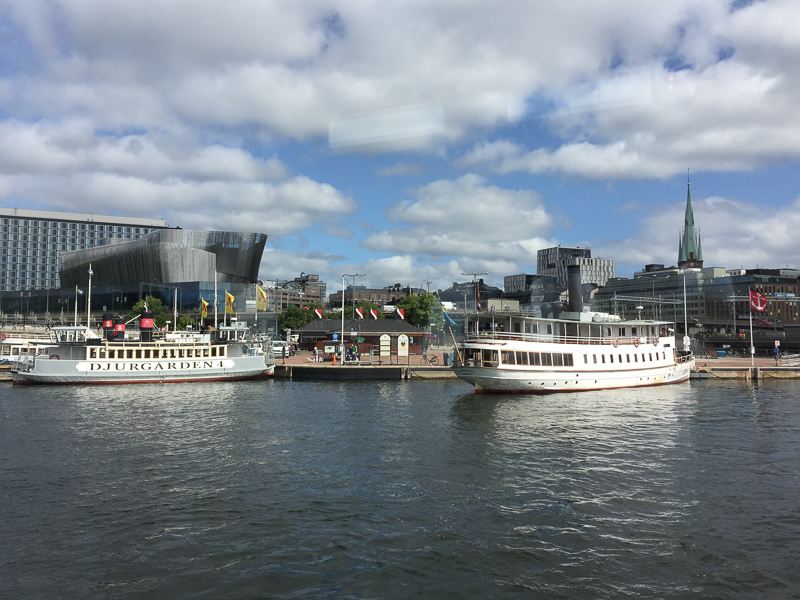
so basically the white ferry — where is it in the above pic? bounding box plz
[0,331,53,365]
[12,315,274,385]
[452,267,693,394]
[453,311,693,394]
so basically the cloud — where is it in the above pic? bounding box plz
[361,174,556,262]
[0,119,355,235]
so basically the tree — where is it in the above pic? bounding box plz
[176,314,196,330]
[127,295,170,329]
[277,304,323,336]
[397,293,441,330]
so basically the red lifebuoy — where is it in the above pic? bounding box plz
[612,338,619,348]
[653,337,659,346]
[634,338,640,348]
[0,333,5,340]
[49,354,60,360]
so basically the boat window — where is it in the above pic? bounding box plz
[601,355,606,363]
[649,353,653,361]
[632,327,637,335]
[546,324,552,335]
[626,354,630,363]
[634,355,638,362]
[541,353,552,366]
[501,351,514,365]
[89,348,97,359]
[609,354,614,363]
[583,354,588,364]
[136,350,142,359]
[482,349,498,365]
[593,355,597,364]
[514,323,521,333]
[203,348,209,357]
[530,352,540,365]
[516,351,528,365]
[220,347,226,357]
[563,354,574,366]
[553,353,563,366]
[211,347,217,357]
[127,350,133,359]
[619,354,623,363]
[662,351,666,360]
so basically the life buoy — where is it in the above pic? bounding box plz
[633,338,640,348]
[0,333,5,340]
[612,338,619,348]
[49,354,60,360]
[653,337,659,346]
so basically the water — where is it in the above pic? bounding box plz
[2,378,799,599]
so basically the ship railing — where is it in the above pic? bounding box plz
[463,331,654,347]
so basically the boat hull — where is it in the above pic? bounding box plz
[453,360,693,394]
[12,355,274,385]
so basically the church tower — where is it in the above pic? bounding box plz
[677,175,703,269]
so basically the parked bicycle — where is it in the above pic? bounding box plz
[420,352,439,365]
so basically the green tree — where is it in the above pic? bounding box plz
[397,293,441,330]
[127,295,170,329]
[176,314,196,330]
[278,304,315,335]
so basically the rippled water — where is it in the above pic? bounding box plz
[2,379,800,599]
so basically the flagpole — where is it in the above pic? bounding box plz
[214,271,218,328]
[749,288,755,368]
[74,285,78,326]
[86,263,92,333]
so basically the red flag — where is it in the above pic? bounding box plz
[396,308,405,320]
[476,284,481,312]
[370,309,378,319]
[355,307,364,319]
[750,290,767,312]
[314,308,323,319]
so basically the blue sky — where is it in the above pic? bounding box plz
[2,0,799,292]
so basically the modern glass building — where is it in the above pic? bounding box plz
[0,207,167,292]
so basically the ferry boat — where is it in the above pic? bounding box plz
[0,331,53,365]
[452,267,693,394]
[12,313,274,385]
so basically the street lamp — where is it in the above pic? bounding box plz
[341,273,365,364]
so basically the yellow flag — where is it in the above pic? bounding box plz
[225,291,234,314]
[201,299,209,318]
[256,285,267,311]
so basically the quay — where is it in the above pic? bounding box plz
[274,349,456,381]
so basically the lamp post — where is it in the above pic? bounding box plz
[341,273,365,364]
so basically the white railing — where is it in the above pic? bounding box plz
[463,331,659,347]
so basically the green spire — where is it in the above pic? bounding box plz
[678,174,703,268]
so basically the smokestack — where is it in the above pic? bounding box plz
[567,265,583,313]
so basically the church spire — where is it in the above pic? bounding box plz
[678,171,703,268]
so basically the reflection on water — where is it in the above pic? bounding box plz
[2,379,800,598]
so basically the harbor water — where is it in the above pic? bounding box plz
[2,379,799,599]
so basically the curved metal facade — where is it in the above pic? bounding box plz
[60,230,267,288]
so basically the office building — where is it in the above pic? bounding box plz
[537,246,615,288]
[0,207,166,292]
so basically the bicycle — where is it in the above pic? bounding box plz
[420,352,439,365]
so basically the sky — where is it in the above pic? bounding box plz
[2,0,800,293]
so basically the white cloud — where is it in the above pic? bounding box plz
[361,174,556,263]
